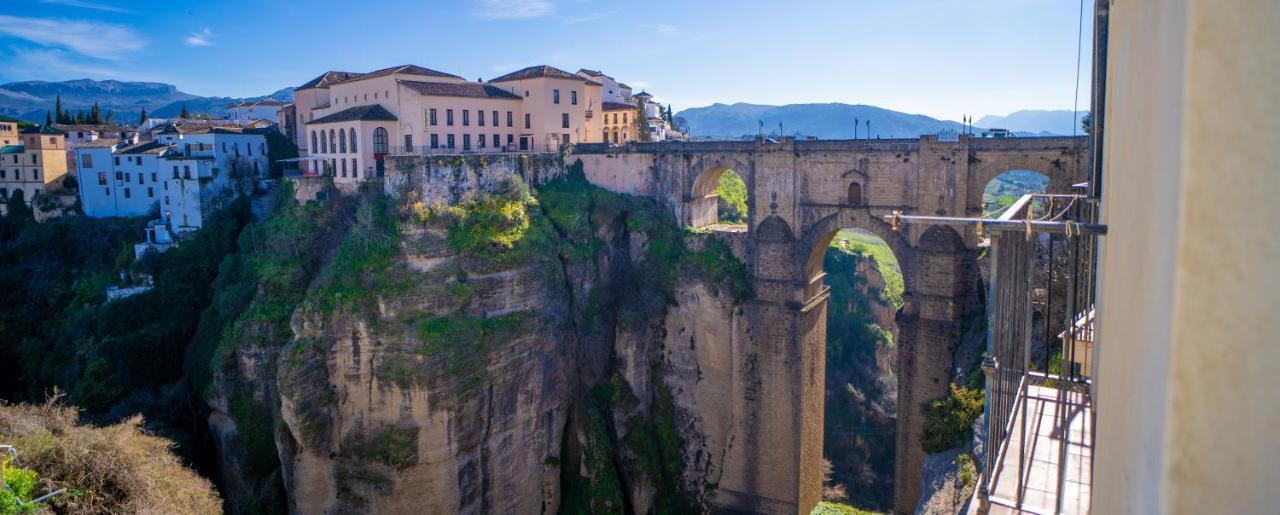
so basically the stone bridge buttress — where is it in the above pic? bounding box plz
[573,135,1086,514]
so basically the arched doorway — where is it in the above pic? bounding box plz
[820,227,903,511]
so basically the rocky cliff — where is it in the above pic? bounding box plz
[197,157,755,513]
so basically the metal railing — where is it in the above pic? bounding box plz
[385,143,564,156]
[886,191,1104,514]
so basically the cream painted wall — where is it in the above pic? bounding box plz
[1094,1,1280,513]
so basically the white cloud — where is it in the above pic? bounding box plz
[0,15,143,60]
[38,0,135,14]
[184,28,213,47]
[563,12,607,24]
[478,0,554,20]
[6,48,138,80]
[642,23,680,36]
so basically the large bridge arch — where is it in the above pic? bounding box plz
[571,135,1086,514]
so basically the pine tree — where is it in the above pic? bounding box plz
[54,96,63,124]
[46,111,53,126]
[179,105,190,119]
[90,102,102,124]
[139,108,148,124]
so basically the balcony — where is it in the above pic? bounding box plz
[889,192,1105,514]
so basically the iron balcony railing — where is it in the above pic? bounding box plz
[886,191,1105,514]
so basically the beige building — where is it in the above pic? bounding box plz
[600,101,638,143]
[291,64,614,183]
[0,124,69,202]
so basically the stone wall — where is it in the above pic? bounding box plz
[384,152,567,204]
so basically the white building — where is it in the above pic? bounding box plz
[53,124,139,178]
[77,126,268,232]
[226,100,289,124]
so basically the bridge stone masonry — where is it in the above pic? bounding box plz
[572,135,1087,514]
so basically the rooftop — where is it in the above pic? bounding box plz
[398,80,522,100]
[227,100,290,108]
[297,70,363,90]
[53,124,136,133]
[117,140,170,155]
[602,101,636,111]
[77,139,121,148]
[20,124,65,135]
[0,145,24,154]
[489,65,587,83]
[310,104,398,124]
[331,64,464,86]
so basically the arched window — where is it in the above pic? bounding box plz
[373,127,389,154]
[310,131,317,153]
[319,130,327,153]
[848,182,863,205]
[349,128,357,153]
[329,130,336,154]
[339,129,347,153]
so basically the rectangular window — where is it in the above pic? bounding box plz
[463,134,471,151]
[147,187,154,198]
[151,172,157,182]
[507,111,513,127]
[124,188,131,199]
[571,91,578,105]
[553,89,560,104]
[525,113,531,129]
[463,110,471,126]
[478,110,485,126]
[404,134,413,150]
[98,172,107,185]
[562,113,570,129]
[114,156,120,166]
[81,154,93,168]
[562,133,570,145]
[104,187,110,196]
[507,134,514,146]
[447,109,454,126]
[164,196,169,205]
[428,108,437,126]
[115,171,122,181]
[623,112,628,124]
[492,110,499,126]
[493,134,500,149]
[183,166,191,178]
[478,133,486,148]
[430,134,439,149]
[447,134,455,148]
[163,181,168,191]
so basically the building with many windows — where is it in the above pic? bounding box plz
[291,64,619,183]
[0,124,69,202]
[76,126,268,231]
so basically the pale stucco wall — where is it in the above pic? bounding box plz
[1094,0,1280,513]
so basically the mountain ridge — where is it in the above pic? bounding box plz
[675,102,1072,139]
[0,78,294,124]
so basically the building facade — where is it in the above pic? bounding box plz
[226,100,289,124]
[77,127,267,231]
[0,124,69,202]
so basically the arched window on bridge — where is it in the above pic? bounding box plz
[848,182,864,206]
[716,169,748,225]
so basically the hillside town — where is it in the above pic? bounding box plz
[0,63,683,254]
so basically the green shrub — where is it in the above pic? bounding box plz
[0,465,41,514]
[920,384,985,454]
[716,169,748,223]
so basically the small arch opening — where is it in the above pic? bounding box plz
[716,169,748,225]
[983,169,1048,215]
[689,165,748,230]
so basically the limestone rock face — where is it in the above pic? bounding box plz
[277,222,572,515]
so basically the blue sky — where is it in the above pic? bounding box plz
[0,0,1091,121]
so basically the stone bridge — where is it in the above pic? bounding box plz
[573,135,1087,514]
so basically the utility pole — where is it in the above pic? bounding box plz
[854,117,859,139]
[866,120,871,139]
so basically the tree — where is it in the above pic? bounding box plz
[179,105,190,119]
[90,102,102,125]
[1080,112,1093,135]
[54,95,64,124]
[672,116,689,134]
[139,108,148,124]
[45,111,53,126]
[665,104,674,124]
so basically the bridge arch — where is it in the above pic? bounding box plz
[801,212,914,295]
[688,157,752,228]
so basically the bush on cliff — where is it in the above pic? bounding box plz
[920,383,984,454]
[0,398,221,514]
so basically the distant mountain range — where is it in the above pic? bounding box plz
[675,103,1079,140]
[0,79,294,125]
[975,110,1088,136]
